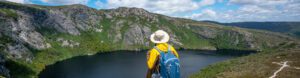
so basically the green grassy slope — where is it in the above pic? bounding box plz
[190,42,300,78]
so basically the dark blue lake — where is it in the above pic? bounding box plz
[39,50,234,78]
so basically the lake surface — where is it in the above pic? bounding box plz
[39,50,234,78]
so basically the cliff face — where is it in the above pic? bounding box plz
[0,1,298,78]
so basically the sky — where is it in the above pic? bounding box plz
[2,0,300,23]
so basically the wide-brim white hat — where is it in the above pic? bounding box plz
[150,30,170,43]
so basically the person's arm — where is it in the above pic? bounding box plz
[147,49,158,70]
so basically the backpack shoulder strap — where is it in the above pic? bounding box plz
[167,45,177,56]
[167,44,171,53]
[154,45,171,53]
[154,46,163,54]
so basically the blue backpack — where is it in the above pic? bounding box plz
[154,45,180,78]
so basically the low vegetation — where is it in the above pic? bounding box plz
[0,9,18,19]
[190,43,300,78]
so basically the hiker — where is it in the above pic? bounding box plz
[146,30,180,78]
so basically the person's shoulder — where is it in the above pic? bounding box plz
[169,45,178,51]
[168,44,176,49]
[148,48,159,54]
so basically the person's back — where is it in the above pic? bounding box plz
[146,30,180,78]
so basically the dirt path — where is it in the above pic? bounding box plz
[269,61,300,78]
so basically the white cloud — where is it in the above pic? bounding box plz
[151,0,200,14]
[106,0,216,15]
[7,0,24,3]
[3,0,27,3]
[41,0,89,5]
[201,9,217,18]
[283,1,300,15]
[188,9,217,20]
[107,0,149,9]
[228,0,289,6]
[94,0,106,9]
[184,0,300,22]
[239,5,273,13]
[198,0,216,7]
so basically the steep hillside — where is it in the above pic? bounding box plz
[0,1,298,78]
[220,22,300,38]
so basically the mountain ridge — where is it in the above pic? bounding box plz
[205,21,300,38]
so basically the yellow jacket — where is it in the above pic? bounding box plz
[146,43,179,70]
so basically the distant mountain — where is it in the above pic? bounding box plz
[0,1,298,78]
[217,22,300,38]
